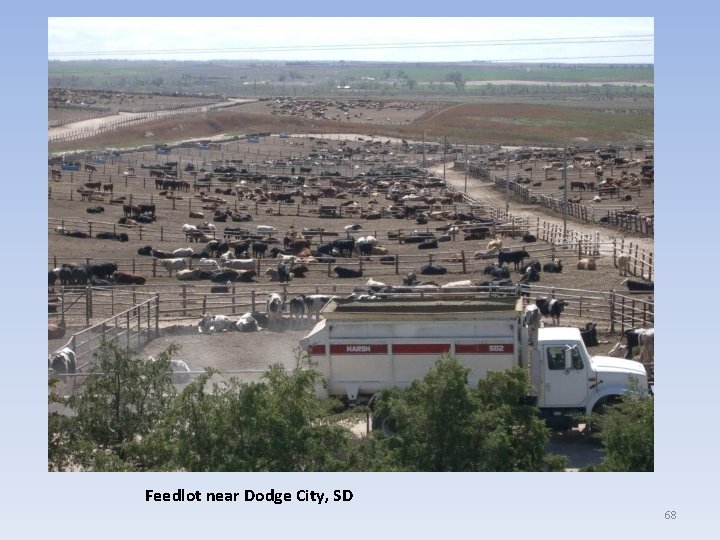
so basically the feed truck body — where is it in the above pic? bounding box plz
[299,297,647,427]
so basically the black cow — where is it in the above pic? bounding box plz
[252,241,268,258]
[58,266,72,286]
[403,235,431,244]
[402,272,419,286]
[356,241,373,257]
[535,298,567,326]
[522,234,537,243]
[291,265,308,278]
[210,285,230,293]
[519,260,541,274]
[138,203,156,216]
[580,322,598,347]
[48,270,57,286]
[543,260,563,273]
[70,267,90,286]
[483,264,510,280]
[236,270,257,283]
[622,279,654,292]
[152,249,174,259]
[498,249,530,271]
[88,263,118,280]
[333,266,363,279]
[96,232,128,242]
[316,242,333,256]
[135,214,155,224]
[521,266,540,283]
[137,245,153,256]
[64,230,90,239]
[86,206,105,214]
[277,262,292,283]
[420,264,447,276]
[418,240,438,250]
[209,270,239,283]
[331,238,355,257]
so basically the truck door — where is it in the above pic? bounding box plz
[542,345,588,407]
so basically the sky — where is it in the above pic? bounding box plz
[48,17,654,63]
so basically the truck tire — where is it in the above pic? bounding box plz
[587,396,621,434]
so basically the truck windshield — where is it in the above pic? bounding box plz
[546,346,583,370]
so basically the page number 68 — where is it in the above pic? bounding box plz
[664,511,677,520]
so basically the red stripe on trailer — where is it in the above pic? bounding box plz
[455,344,515,354]
[311,345,326,355]
[330,344,388,355]
[392,344,451,355]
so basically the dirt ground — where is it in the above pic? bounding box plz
[48,98,654,389]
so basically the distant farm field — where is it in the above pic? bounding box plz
[49,98,653,152]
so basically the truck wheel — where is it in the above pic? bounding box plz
[587,396,621,433]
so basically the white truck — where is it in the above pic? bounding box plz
[299,296,648,429]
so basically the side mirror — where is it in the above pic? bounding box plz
[565,349,575,371]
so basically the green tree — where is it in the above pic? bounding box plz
[371,355,564,471]
[147,365,353,471]
[585,395,654,472]
[446,71,466,90]
[49,341,179,471]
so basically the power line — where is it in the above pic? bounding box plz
[48,34,653,57]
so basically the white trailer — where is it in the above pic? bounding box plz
[299,297,648,428]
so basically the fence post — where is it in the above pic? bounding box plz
[85,286,92,326]
[648,252,653,281]
[395,254,400,275]
[182,285,187,317]
[232,285,236,314]
[126,310,131,349]
[152,258,156,277]
[161,227,164,242]
[633,244,639,276]
[461,250,466,274]
[251,290,256,312]
[202,295,207,314]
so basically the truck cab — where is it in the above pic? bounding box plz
[534,327,648,424]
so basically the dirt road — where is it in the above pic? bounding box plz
[432,163,654,254]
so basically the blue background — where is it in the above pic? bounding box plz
[1,2,715,537]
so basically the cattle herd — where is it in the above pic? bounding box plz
[49,129,654,381]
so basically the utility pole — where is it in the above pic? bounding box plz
[443,136,447,182]
[464,143,468,194]
[422,130,426,170]
[505,152,510,214]
[562,147,568,240]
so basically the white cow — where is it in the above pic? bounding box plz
[159,258,187,277]
[49,347,76,375]
[256,225,277,235]
[617,254,631,276]
[236,312,260,332]
[172,247,194,258]
[223,258,256,271]
[147,356,191,384]
[176,268,202,281]
[197,313,235,334]
[198,258,221,273]
[181,223,197,233]
[266,293,284,331]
